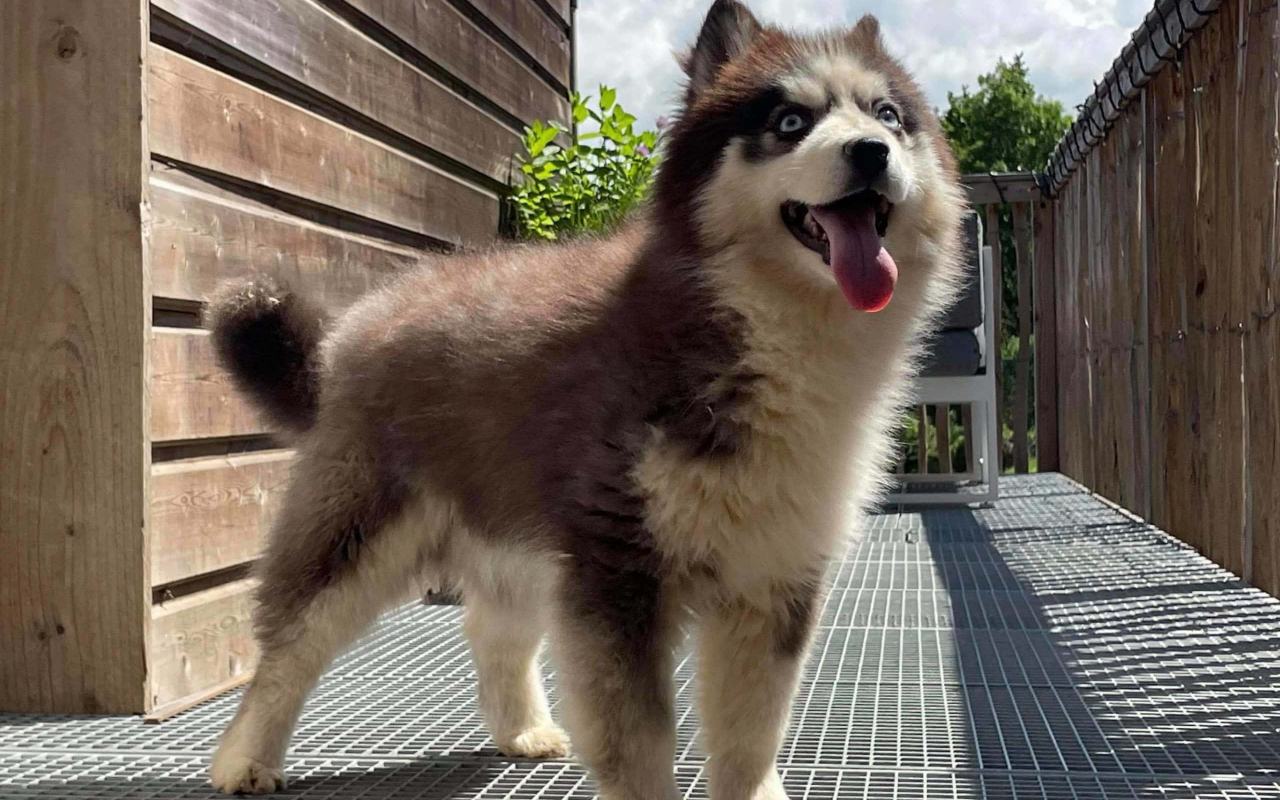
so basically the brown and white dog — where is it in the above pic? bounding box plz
[207,2,965,798]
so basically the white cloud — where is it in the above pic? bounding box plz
[575,0,1149,129]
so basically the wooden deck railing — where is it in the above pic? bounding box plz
[895,172,1054,481]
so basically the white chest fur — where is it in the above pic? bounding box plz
[632,258,921,605]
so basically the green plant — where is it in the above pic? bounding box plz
[510,87,661,241]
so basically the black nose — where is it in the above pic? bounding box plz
[844,139,890,180]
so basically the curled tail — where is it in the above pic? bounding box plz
[206,278,327,436]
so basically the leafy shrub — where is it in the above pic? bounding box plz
[510,87,662,241]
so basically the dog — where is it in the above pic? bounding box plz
[206,1,965,797]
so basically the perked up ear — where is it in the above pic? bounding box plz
[682,0,763,102]
[853,14,881,41]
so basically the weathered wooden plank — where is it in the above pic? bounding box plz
[148,46,499,247]
[1186,11,1242,572]
[540,0,572,27]
[345,0,570,126]
[1241,0,1280,594]
[963,173,1040,207]
[150,168,418,307]
[1147,53,1197,547]
[0,0,150,714]
[1121,106,1150,517]
[466,0,572,88]
[150,578,258,712]
[1082,141,1104,497]
[1086,107,1144,512]
[152,0,520,184]
[1011,203,1033,474]
[935,405,953,474]
[983,205,1005,475]
[1032,198,1059,472]
[151,329,266,443]
[1071,156,1097,487]
[916,405,929,474]
[1064,175,1086,483]
[151,451,292,586]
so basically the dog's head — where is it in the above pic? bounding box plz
[655,0,963,313]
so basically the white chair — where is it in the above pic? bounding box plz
[887,211,999,506]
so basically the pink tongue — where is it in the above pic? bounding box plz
[810,204,898,312]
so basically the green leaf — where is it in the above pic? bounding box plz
[527,124,559,158]
[600,86,616,111]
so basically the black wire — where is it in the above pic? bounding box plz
[1043,0,1223,195]
[1136,23,1156,75]
[1155,1,1177,53]
[1084,112,1104,141]
[1127,49,1146,90]
[989,171,1008,205]
[1108,72,1125,111]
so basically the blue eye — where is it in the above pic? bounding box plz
[777,111,810,135]
[877,105,902,129]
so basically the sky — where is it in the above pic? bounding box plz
[575,0,1155,131]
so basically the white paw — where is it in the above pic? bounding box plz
[209,750,286,795]
[497,724,572,759]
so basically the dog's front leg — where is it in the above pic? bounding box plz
[697,582,822,800]
[551,558,681,800]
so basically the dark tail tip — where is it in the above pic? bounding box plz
[206,278,327,436]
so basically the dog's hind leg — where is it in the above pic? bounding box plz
[461,552,569,758]
[209,448,432,795]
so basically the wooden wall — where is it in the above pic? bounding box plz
[1052,0,1280,592]
[2,0,573,715]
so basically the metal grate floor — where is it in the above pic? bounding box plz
[4,474,1280,798]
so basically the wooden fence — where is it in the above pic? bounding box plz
[1,0,573,715]
[1048,0,1280,592]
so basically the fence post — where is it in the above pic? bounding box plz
[1012,203,1034,473]
[984,205,1005,473]
[1033,197,1060,472]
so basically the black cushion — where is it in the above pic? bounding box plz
[940,211,983,331]
[920,329,982,377]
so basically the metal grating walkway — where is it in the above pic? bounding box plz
[4,474,1280,798]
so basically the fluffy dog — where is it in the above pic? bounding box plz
[207,2,965,797]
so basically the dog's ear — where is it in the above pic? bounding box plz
[852,14,881,43]
[682,0,762,102]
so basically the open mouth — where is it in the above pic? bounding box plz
[781,190,892,264]
[780,190,898,312]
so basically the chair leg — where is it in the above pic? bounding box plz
[971,402,988,485]
[985,397,1001,502]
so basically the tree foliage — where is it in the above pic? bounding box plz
[940,55,1072,343]
[941,55,1072,175]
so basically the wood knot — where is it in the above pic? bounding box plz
[55,26,80,60]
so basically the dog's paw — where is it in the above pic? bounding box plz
[209,751,286,795]
[497,724,572,759]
